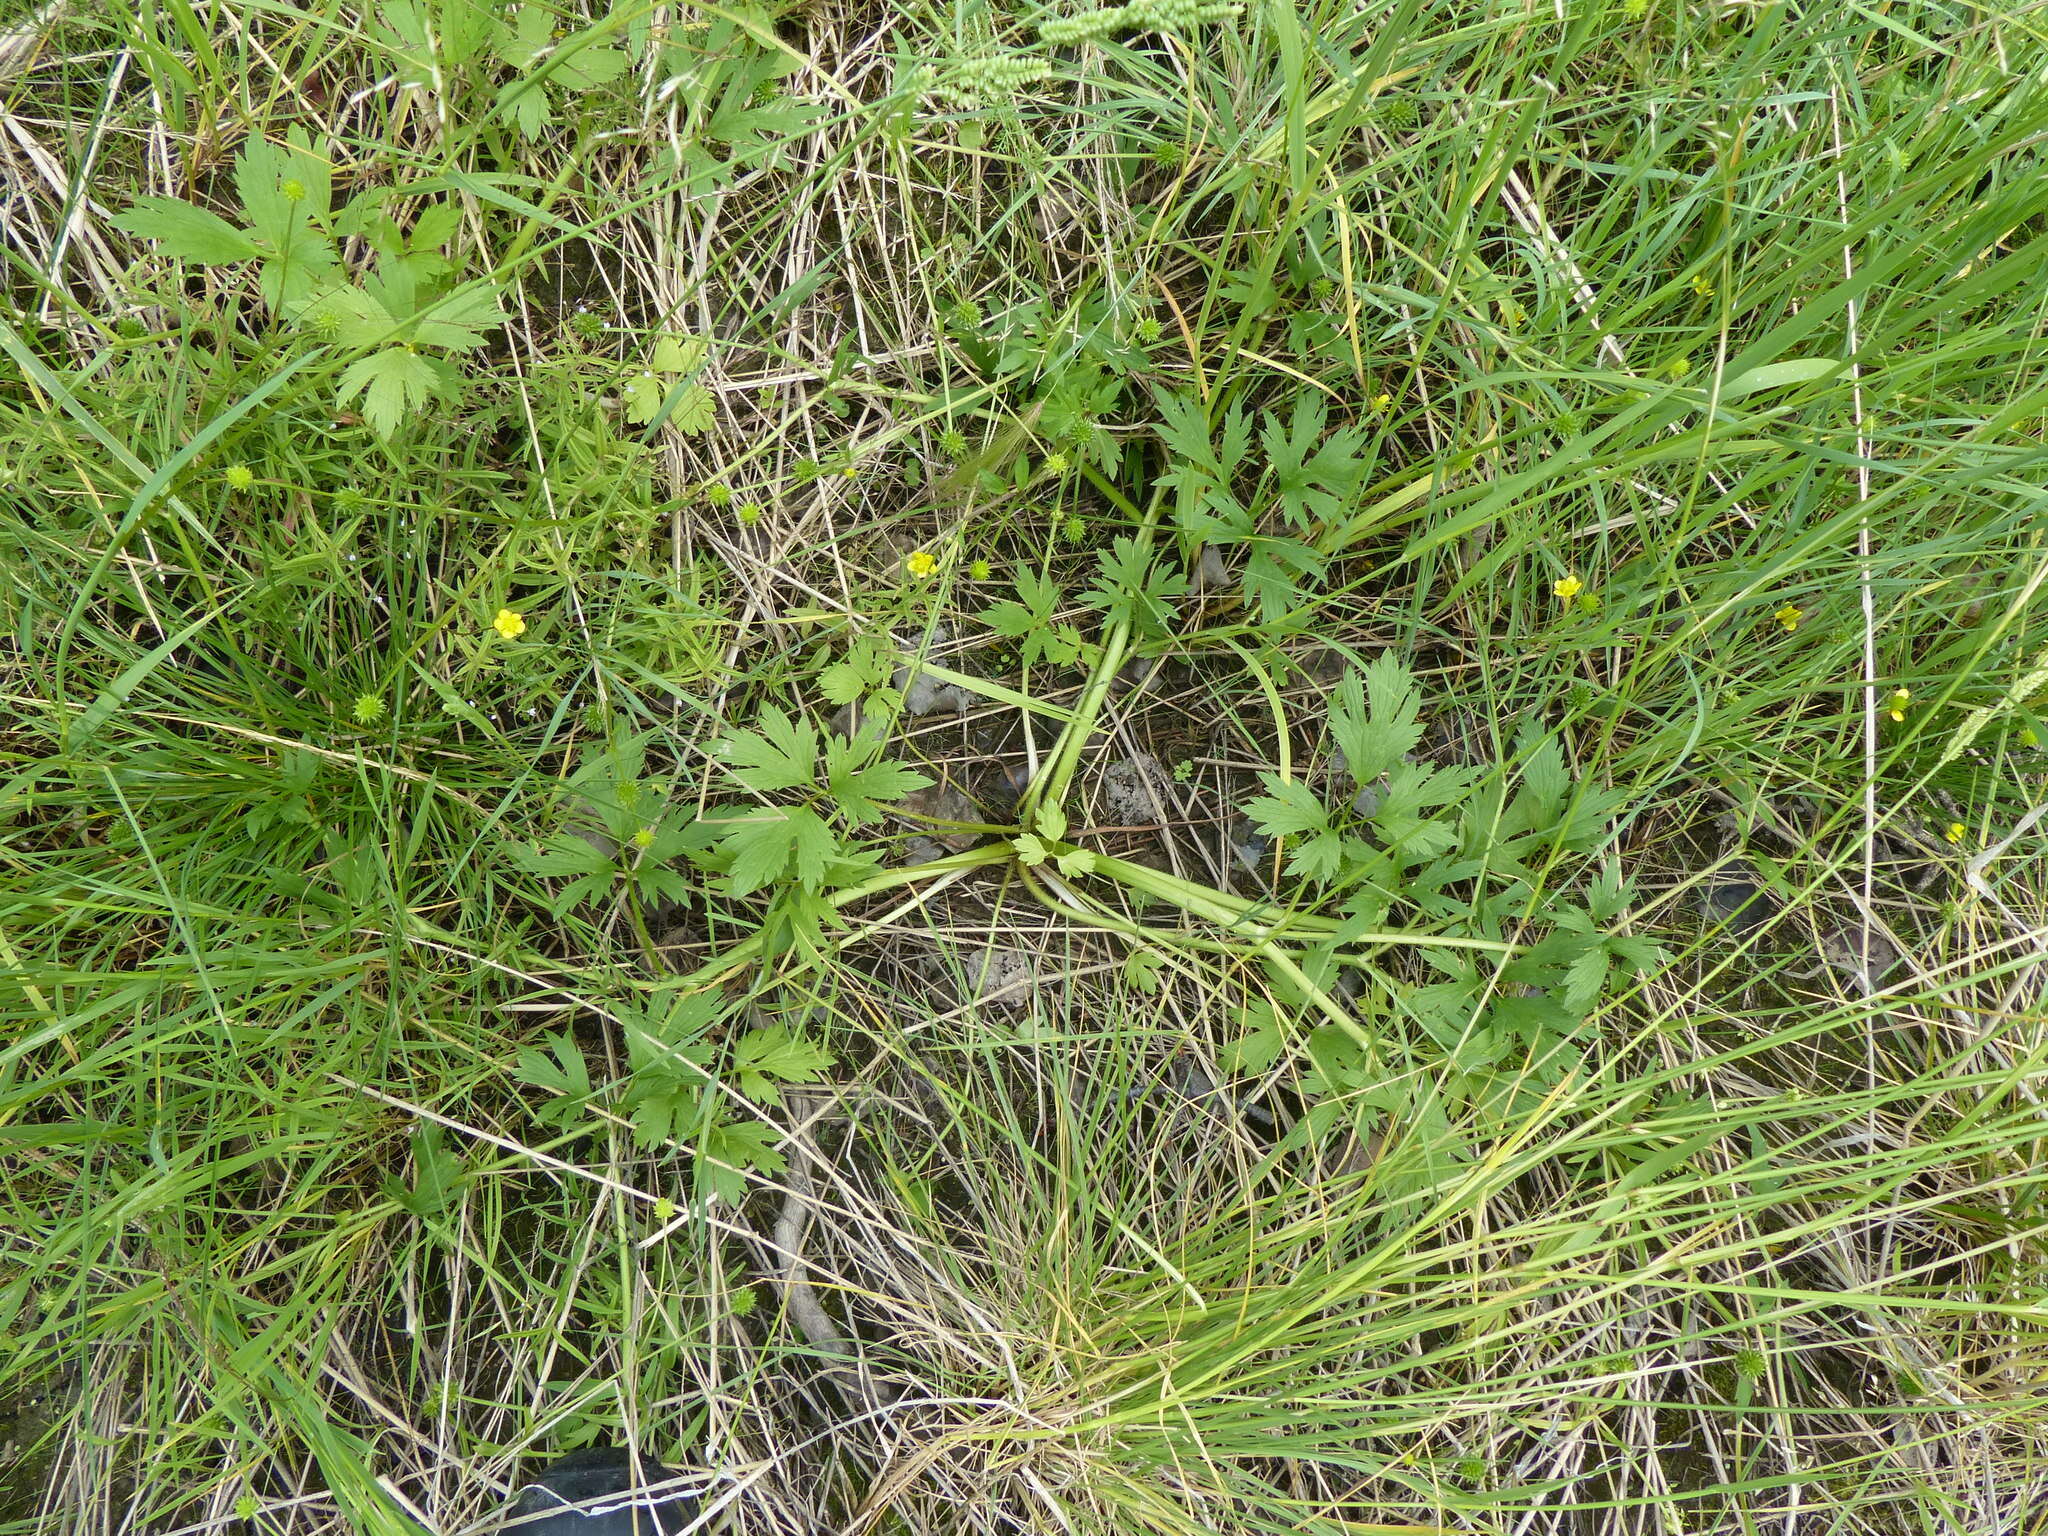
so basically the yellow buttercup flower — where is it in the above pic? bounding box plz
[1775,604,1802,632]
[1884,687,1910,723]
[906,550,938,579]
[1553,574,1584,602]
[492,608,527,640]
[1944,822,1966,846]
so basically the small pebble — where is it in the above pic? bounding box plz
[1189,546,1231,593]
[918,940,1038,1009]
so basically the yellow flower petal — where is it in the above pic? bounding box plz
[493,608,527,640]
[1553,574,1584,601]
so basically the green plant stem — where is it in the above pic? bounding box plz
[1017,486,1169,825]
[1018,861,1378,1053]
[653,843,1016,991]
[1088,852,1521,956]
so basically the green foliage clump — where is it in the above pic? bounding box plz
[113,132,504,436]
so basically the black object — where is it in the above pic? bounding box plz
[502,1447,700,1536]
[1695,872,1777,934]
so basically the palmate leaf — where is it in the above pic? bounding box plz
[1241,536,1327,622]
[816,663,865,706]
[336,347,457,437]
[293,282,399,348]
[409,280,506,350]
[622,373,664,426]
[510,830,617,915]
[668,382,716,435]
[696,1115,785,1203]
[1561,944,1612,1012]
[1263,392,1370,530]
[495,3,551,68]
[729,1023,835,1101]
[1330,657,1424,783]
[513,1031,594,1127]
[1154,387,1217,470]
[235,130,333,246]
[111,198,258,263]
[496,76,552,139]
[630,863,694,907]
[715,706,818,793]
[512,832,614,878]
[718,806,838,895]
[555,40,630,90]
[650,334,708,374]
[1244,773,1348,882]
[1084,535,1187,639]
[983,568,1084,668]
[1154,390,1253,479]
[822,731,930,826]
[622,1057,711,1149]
[1372,760,1476,863]
[630,379,718,433]
[1244,774,1328,836]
